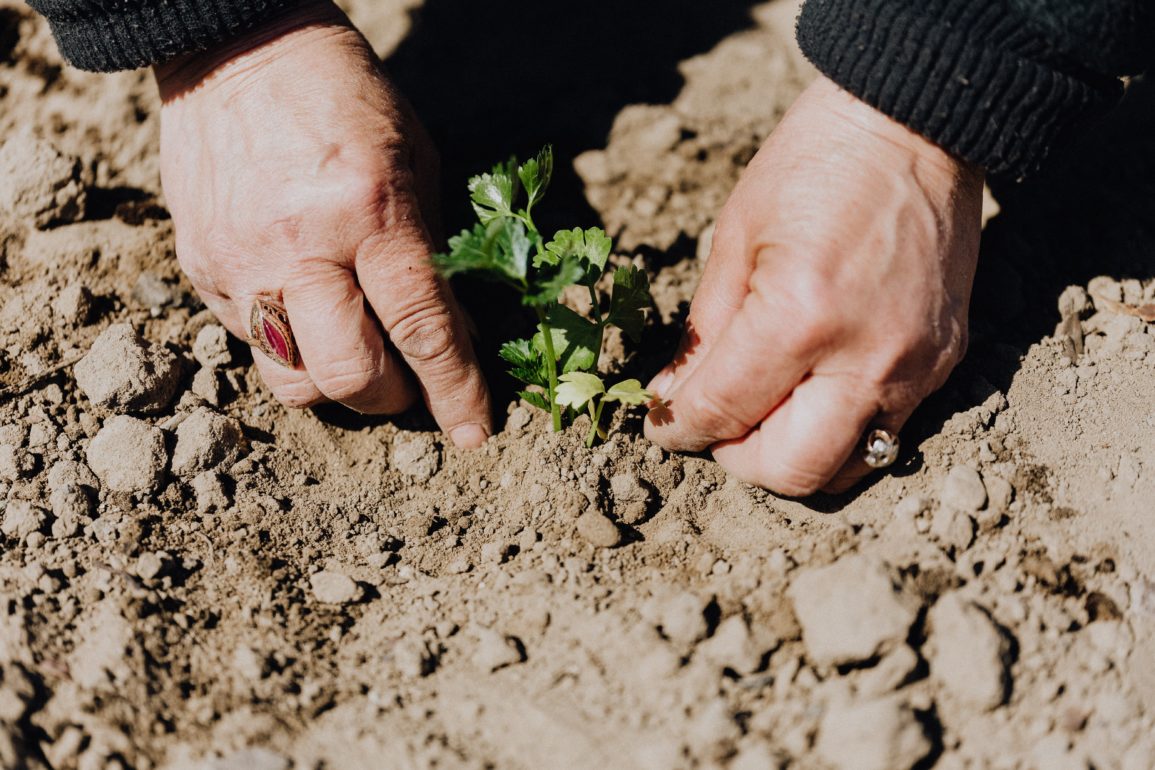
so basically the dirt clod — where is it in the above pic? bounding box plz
[816,696,932,770]
[74,324,181,414]
[927,593,1011,710]
[86,415,168,493]
[309,570,360,604]
[788,554,918,667]
[941,465,988,512]
[0,128,87,228]
[171,406,245,477]
[575,509,622,548]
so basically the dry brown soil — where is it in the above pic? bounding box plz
[1,1,1154,769]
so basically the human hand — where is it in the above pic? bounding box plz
[154,1,491,447]
[644,76,984,494]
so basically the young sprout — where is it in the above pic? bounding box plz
[433,146,654,443]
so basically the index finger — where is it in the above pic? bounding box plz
[356,216,492,448]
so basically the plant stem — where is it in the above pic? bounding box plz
[535,306,562,432]
[588,284,604,324]
[585,399,606,448]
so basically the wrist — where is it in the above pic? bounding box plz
[153,0,351,102]
[812,75,984,189]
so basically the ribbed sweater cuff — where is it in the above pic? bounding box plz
[26,0,309,72]
[795,0,1122,177]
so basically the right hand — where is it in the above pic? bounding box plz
[154,1,492,447]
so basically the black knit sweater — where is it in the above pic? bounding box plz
[26,0,1155,178]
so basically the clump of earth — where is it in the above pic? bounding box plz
[1,1,1153,769]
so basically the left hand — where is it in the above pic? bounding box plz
[644,76,984,495]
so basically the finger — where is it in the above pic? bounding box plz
[282,264,416,414]
[709,373,879,496]
[356,205,492,448]
[644,284,817,453]
[199,286,327,408]
[821,407,915,494]
[647,214,752,397]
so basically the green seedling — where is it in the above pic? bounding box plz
[433,146,654,446]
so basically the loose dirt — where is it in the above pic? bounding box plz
[1,1,1153,769]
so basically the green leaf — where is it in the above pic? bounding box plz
[523,255,585,306]
[518,390,550,412]
[603,379,654,405]
[494,218,531,282]
[434,224,488,278]
[468,159,518,223]
[518,146,553,211]
[555,372,605,410]
[607,265,652,342]
[540,227,612,276]
[499,338,546,387]
[434,219,529,286]
[532,305,602,374]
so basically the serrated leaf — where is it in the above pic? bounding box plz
[540,227,612,277]
[494,218,531,282]
[434,223,490,278]
[468,159,518,223]
[607,265,652,342]
[603,379,654,405]
[555,372,605,410]
[523,255,585,306]
[518,390,550,412]
[532,305,602,374]
[518,146,553,211]
[499,338,546,387]
[434,220,528,286]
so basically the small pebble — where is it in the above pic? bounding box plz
[473,628,525,671]
[576,510,621,548]
[941,466,988,512]
[193,324,233,368]
[310,570,361,604]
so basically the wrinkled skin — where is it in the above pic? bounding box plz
[155,0,984,491]
[643,76,984,495]
[155,2,492,448]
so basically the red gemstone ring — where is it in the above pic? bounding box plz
[249,296,298,368]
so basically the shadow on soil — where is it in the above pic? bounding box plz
[370,0,760,428]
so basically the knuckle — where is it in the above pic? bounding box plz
[310,361,379,402]
[390,302,458,366]
[271,379,324,409]
[762,460,828,498]
[680,386,741,439]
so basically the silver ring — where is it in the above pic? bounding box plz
[863,428,900,469]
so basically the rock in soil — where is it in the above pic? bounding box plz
[193,324,232,369]
[788,554,918,667]
[1,500,49,539]
[86,415,168,493]
[940,465,988,512]
[473,628,525,672]
[391,433,441,481]
[927,593,1011,710]
[170,407,245,477]
[610,471,652,523]
[576,509,622,548]
[73,324,181,414]
[816,696,932,770]
[0,129,87,228]
[309,570,361,604]
[0,444,34,482]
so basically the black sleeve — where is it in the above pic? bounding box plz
[24,0,308,73]
[795,0,1155,177]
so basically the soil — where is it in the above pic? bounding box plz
[2,1,1154,769]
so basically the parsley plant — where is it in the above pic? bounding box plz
[433,146,654,446]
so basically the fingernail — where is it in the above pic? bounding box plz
[647,370,675,397]
[450,423,489,449]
